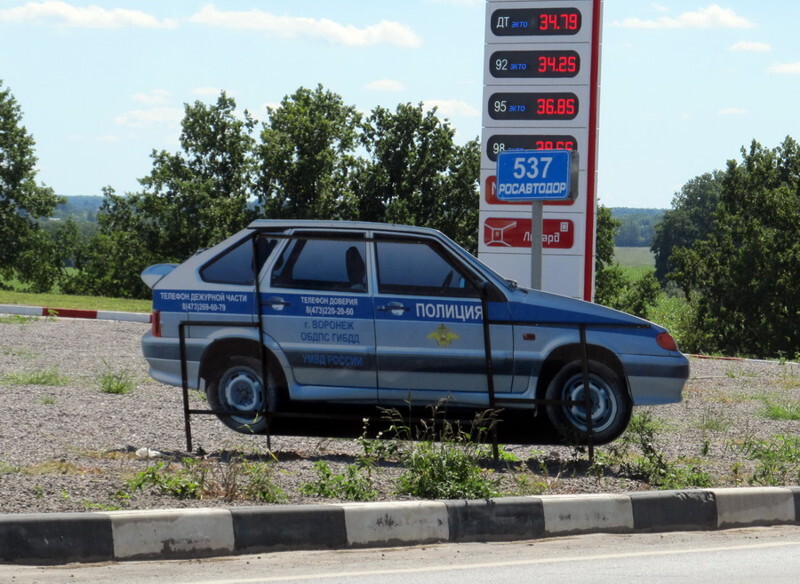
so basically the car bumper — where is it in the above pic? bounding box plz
[622,353,690,406]
[141,332,205,390]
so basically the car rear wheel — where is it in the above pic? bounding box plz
[544,360,631,444]
[206,356,279,434]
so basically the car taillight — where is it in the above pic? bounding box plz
[656,332,678,352]
[151,310,162,337]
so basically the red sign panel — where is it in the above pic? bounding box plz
[483,217,574,249]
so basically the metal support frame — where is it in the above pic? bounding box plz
[176,228,647,462]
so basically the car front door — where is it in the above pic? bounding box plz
[371,234,514,407]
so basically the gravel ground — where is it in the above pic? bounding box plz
[0,315,799,514]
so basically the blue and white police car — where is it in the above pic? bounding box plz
[140,220,688,444]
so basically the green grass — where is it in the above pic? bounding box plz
[0,314,38,325]
[614,247,656,280]
[761,400,800,421]
[0,289,150,313]
[614,247,654,268]
[3,369,69,386]
[1,346,35,358]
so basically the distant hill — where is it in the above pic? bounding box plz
[51,196,666,247]
[53,195,104,221]
[610,207,665,247]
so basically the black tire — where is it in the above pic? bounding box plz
[544,360,631,445]
[205,355,279,434]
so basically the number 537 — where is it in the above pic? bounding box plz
[513,155,552,179]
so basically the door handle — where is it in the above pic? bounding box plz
[377,302,410,314]
[265,296,291,310]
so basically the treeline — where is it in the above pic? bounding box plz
[5,78,800,357]
[3,84,479,299]
[51,199,666,248]
[612,208,664,247]
[2,79,638,310]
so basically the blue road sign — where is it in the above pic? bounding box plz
[496,149,578,201]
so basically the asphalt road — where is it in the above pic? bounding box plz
[4,526,800,584]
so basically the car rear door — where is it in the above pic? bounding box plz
[260,230,377,399]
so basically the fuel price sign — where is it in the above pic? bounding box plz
[479,0,603,301]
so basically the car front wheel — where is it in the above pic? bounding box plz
[206,356,278,434]
[544,360,631,444]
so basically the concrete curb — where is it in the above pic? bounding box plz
[2,487,799,564]
[0,304,150,323]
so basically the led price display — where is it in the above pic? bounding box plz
[491,50,580,79]
[491,8,582,37]
[486,134,578,162]
[489,92,579,121]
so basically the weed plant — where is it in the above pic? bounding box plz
[729,434,800,486]
[125,455,286,502]
[389,405,502,500]
[607,411,712,490]
[241,461,287,503]
[300,460,378,501]
[695,407,731,432]
[98,361,137,395]
[1,346,35,357]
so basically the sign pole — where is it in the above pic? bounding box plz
[530,201,543,289]
[495,148,578,290]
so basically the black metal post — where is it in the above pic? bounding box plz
[179,322,193,452]
[252,232,272,451]
[479,284,500,460]
[579,324,594,461]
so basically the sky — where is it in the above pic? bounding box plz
[1,1,799,209]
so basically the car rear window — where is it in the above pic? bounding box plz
[271,236,367,293]
[201,236,276,285]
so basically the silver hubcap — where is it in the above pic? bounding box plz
[222,369,264,422]
[562,374,617,433]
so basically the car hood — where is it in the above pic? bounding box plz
[500,287,659,331]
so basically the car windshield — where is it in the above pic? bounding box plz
[437,235,519,293]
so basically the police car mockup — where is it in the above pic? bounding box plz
[140,220,689,444]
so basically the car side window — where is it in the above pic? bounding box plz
[375,240,478,298]
[201,237,277,285]
[271,237,367,293]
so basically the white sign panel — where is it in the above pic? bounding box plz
[479,0,602,301]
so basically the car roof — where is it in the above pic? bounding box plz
[246,219,443,237]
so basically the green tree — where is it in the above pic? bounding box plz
[0,80,62,288]
[651,172,722,284]
[255,84,361,220]
[594,205,624,303]
[67,85,481,298]
[671,137,800,357]
[66,93,257,298]
[353,103,479,250]
[16,218,84,292]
